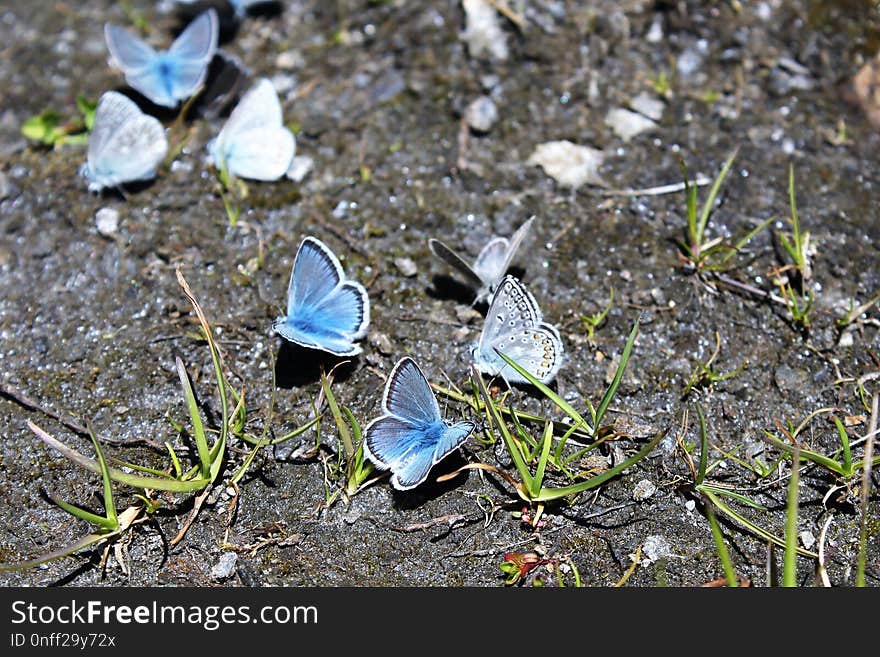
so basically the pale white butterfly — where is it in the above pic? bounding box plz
[208,78,296,181]
[105,9,219,108]
[428,215,535,304]
[82,91,168,193]
[472,275,564,385]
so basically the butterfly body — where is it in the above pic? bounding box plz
[472,275,564,385]
[83,91,168,192]
[428,215,535,303]
[208,78,295,181]
[105,9,219,108]
[364,357,475,490]
[273,237,369,356]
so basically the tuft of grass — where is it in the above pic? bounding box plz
[21,95,96,148]
[470,321,663,511]
[680,331,747,400]
[580,288,613,344]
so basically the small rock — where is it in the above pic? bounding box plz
[369,332,394,355]
[332,200,352,219]
[605,107,657,142]
[684,499,696,512]
[210,552,237,580]
[646,15,663,43]
[452,326,470,343]
[461,0,509,61]
[642,535,674,564]
[455,306,481,323]
[774,363,809,392]
[393,257,418,277]
[527,140,606,189]
[275,50,305,70]
[629,92,665,122]
[464,95,498,133]
[799,530,816,550]
[677,44,706,79]
[0,170,18,201]
[95,207,120,237]
[633,478,657,501]
[286,155,313,182]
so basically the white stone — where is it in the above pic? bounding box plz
[286,155,314,182]
[605,108,658,142]
[527,140,606,189]
[461,0,508,61]
[95,207,119,236]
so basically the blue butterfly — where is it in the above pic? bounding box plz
[273,237,370,356]
[82,91,169,192]
[105,9,219,108]
[364,357,476,490]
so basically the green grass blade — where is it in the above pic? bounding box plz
[695,404,708,486]
[788,163,802,264]
[165,441,183,478]
[321,371,354,459]
[86,424,117,527]
[697,149,738,241]
[474,369,533,495]
[703,495,738,587]
[493,351,592,432]
[532,431,664,502]
[697,485,767,510]
[48,495,117,532]
[531,421,554,497]
[783,446,800,587]
[856,393,877,587]
[594,321,639,431]
[0,531,120,571]
[702,489,817,559]
[29,421,211,493]
[176,355,211,479]
[760,432,845,476]
[834,417,852,476]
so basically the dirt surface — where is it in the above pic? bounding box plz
[1,0,879,587]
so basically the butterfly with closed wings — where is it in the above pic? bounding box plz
[82,91,169,193]
[428,215,535,304]
[472,275,564,386]
[364,357,476,490]
[105,9,219,108]
[273,237,370,356]
[208,78,295,181]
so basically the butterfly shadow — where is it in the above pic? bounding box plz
[191,51,249,119]
[111,87,183,123]
[173,1,283,41]
[426,274,479,307]
[387,451,472,510]
[273,341,358,389]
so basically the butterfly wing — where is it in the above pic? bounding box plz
[210,78,293,179]
[381,357,441,425]
[164,9,219,101]
[491,324,564,385]
[475,275,563,383]
[86,91,168,191]
[428,238,486,290]
[273,237,369,355]
[472,216,536,294]
[104,23,157,71]
[472,237,509,287]
[217,126,295,180]
[364,358,473,490]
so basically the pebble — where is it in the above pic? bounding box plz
[210,552,237,581]
[393,257,418,277]
[774,363,809,392]
[629,92,665,122]
[275,50,305,70]
[799,530,816,550]
[684,499,696,512]
[95,207,119,237]
[642,535,674,564]
[605,107,657,142]
[461,0,509,61]
[632,478,657,501]
[464,95,498,133]
[286,155,314,182]
[527,140,606,189]
[369,332,394,355]
[0,170,18,201]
